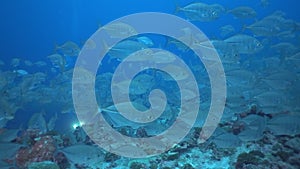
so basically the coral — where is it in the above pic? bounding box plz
[129,161,147,169]
[28,161,59,169]
[15,147,31,168]
[54,152,70,169]
[181,163,195,169]
[162,151,180,161]
[161,167,172,169]
[248,150,264,158]
[149,163,158,169]
[274,151,292,161]
[231,121,245,135]
[31,136,56,161]
[104,152,120,162]
[288,154,300,166]
[136,127,148,137]
[236,150,265,169]
[284,137,300,152]
[118,126,134,136]
[16,135,56,168]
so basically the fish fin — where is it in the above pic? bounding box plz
[101,39,110,52]
[101,39,114,63]
[225,41,240,45]
[97,19,103,28]
[79,38,86,47]
[59,55,67,73]
[41,110,47,117]
[173,0,181,14]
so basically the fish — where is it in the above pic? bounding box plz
[47,113,58,131]
[34,61,47,67]
[151,50,177,64]
[166,34,192,51]
[47,53,66,72]
[224,34,263,54]
[260,71,297,81]
[55,41,80,57]
[210,40,240,63]
[20,72,46,93]
[260,0,270,7]
[0,99,20,121]
[176,2,209,18]
[209,4,226,19]
[102,21,138,38]
[277,30,296,40]
[225,93,248,111]
[267,114,300,136]
[219,25,235,37]
[112,75,154,95]
[271,42,298,57]
[0,129,19,142]
[120,48,154,63]
[162,64,190,81]
[286,52,300,61]
[24,60,33,66]
[82,39,97,49]
[28,112,48,133]
[136,36,154,47]
[0,117,9,128]
[0,60,4,66]
[13,69,28,76]
[99,102,150,128]
[0,2,299,162]
[226,69,255,86]
[176,2,225,22]
[211,128,242,148]
[244,22,280,37]
[261,78,292,90]
[238,115,266,142]
[130,74,155,95]
[101,109,139,129]
[107,39,148,61]
[0,143,22,166]
[10,58,20,68]
[227,6,257,19]
[59,144,105,168]
[253,91,287,114]
[244,11,296,37]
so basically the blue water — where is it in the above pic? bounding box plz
[1,0,300,168]
[1,0,299,62]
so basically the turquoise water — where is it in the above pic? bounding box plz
[0,0,300,169]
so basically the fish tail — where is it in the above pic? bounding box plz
[241,24,248,32]
[54,42,60,53]
[174,0,181,14]
[290,22,299,33]
[224,7,231,13]
[101,39,110,57]
[164,36,172,49]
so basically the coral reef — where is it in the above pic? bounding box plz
[28,161,60,169]
[16,135,56,168]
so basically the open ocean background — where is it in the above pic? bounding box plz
[0,0,300,169]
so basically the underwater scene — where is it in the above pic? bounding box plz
[1,0,300,168]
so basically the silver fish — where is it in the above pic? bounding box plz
[224,34,263,54]
[228,6,257,19]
